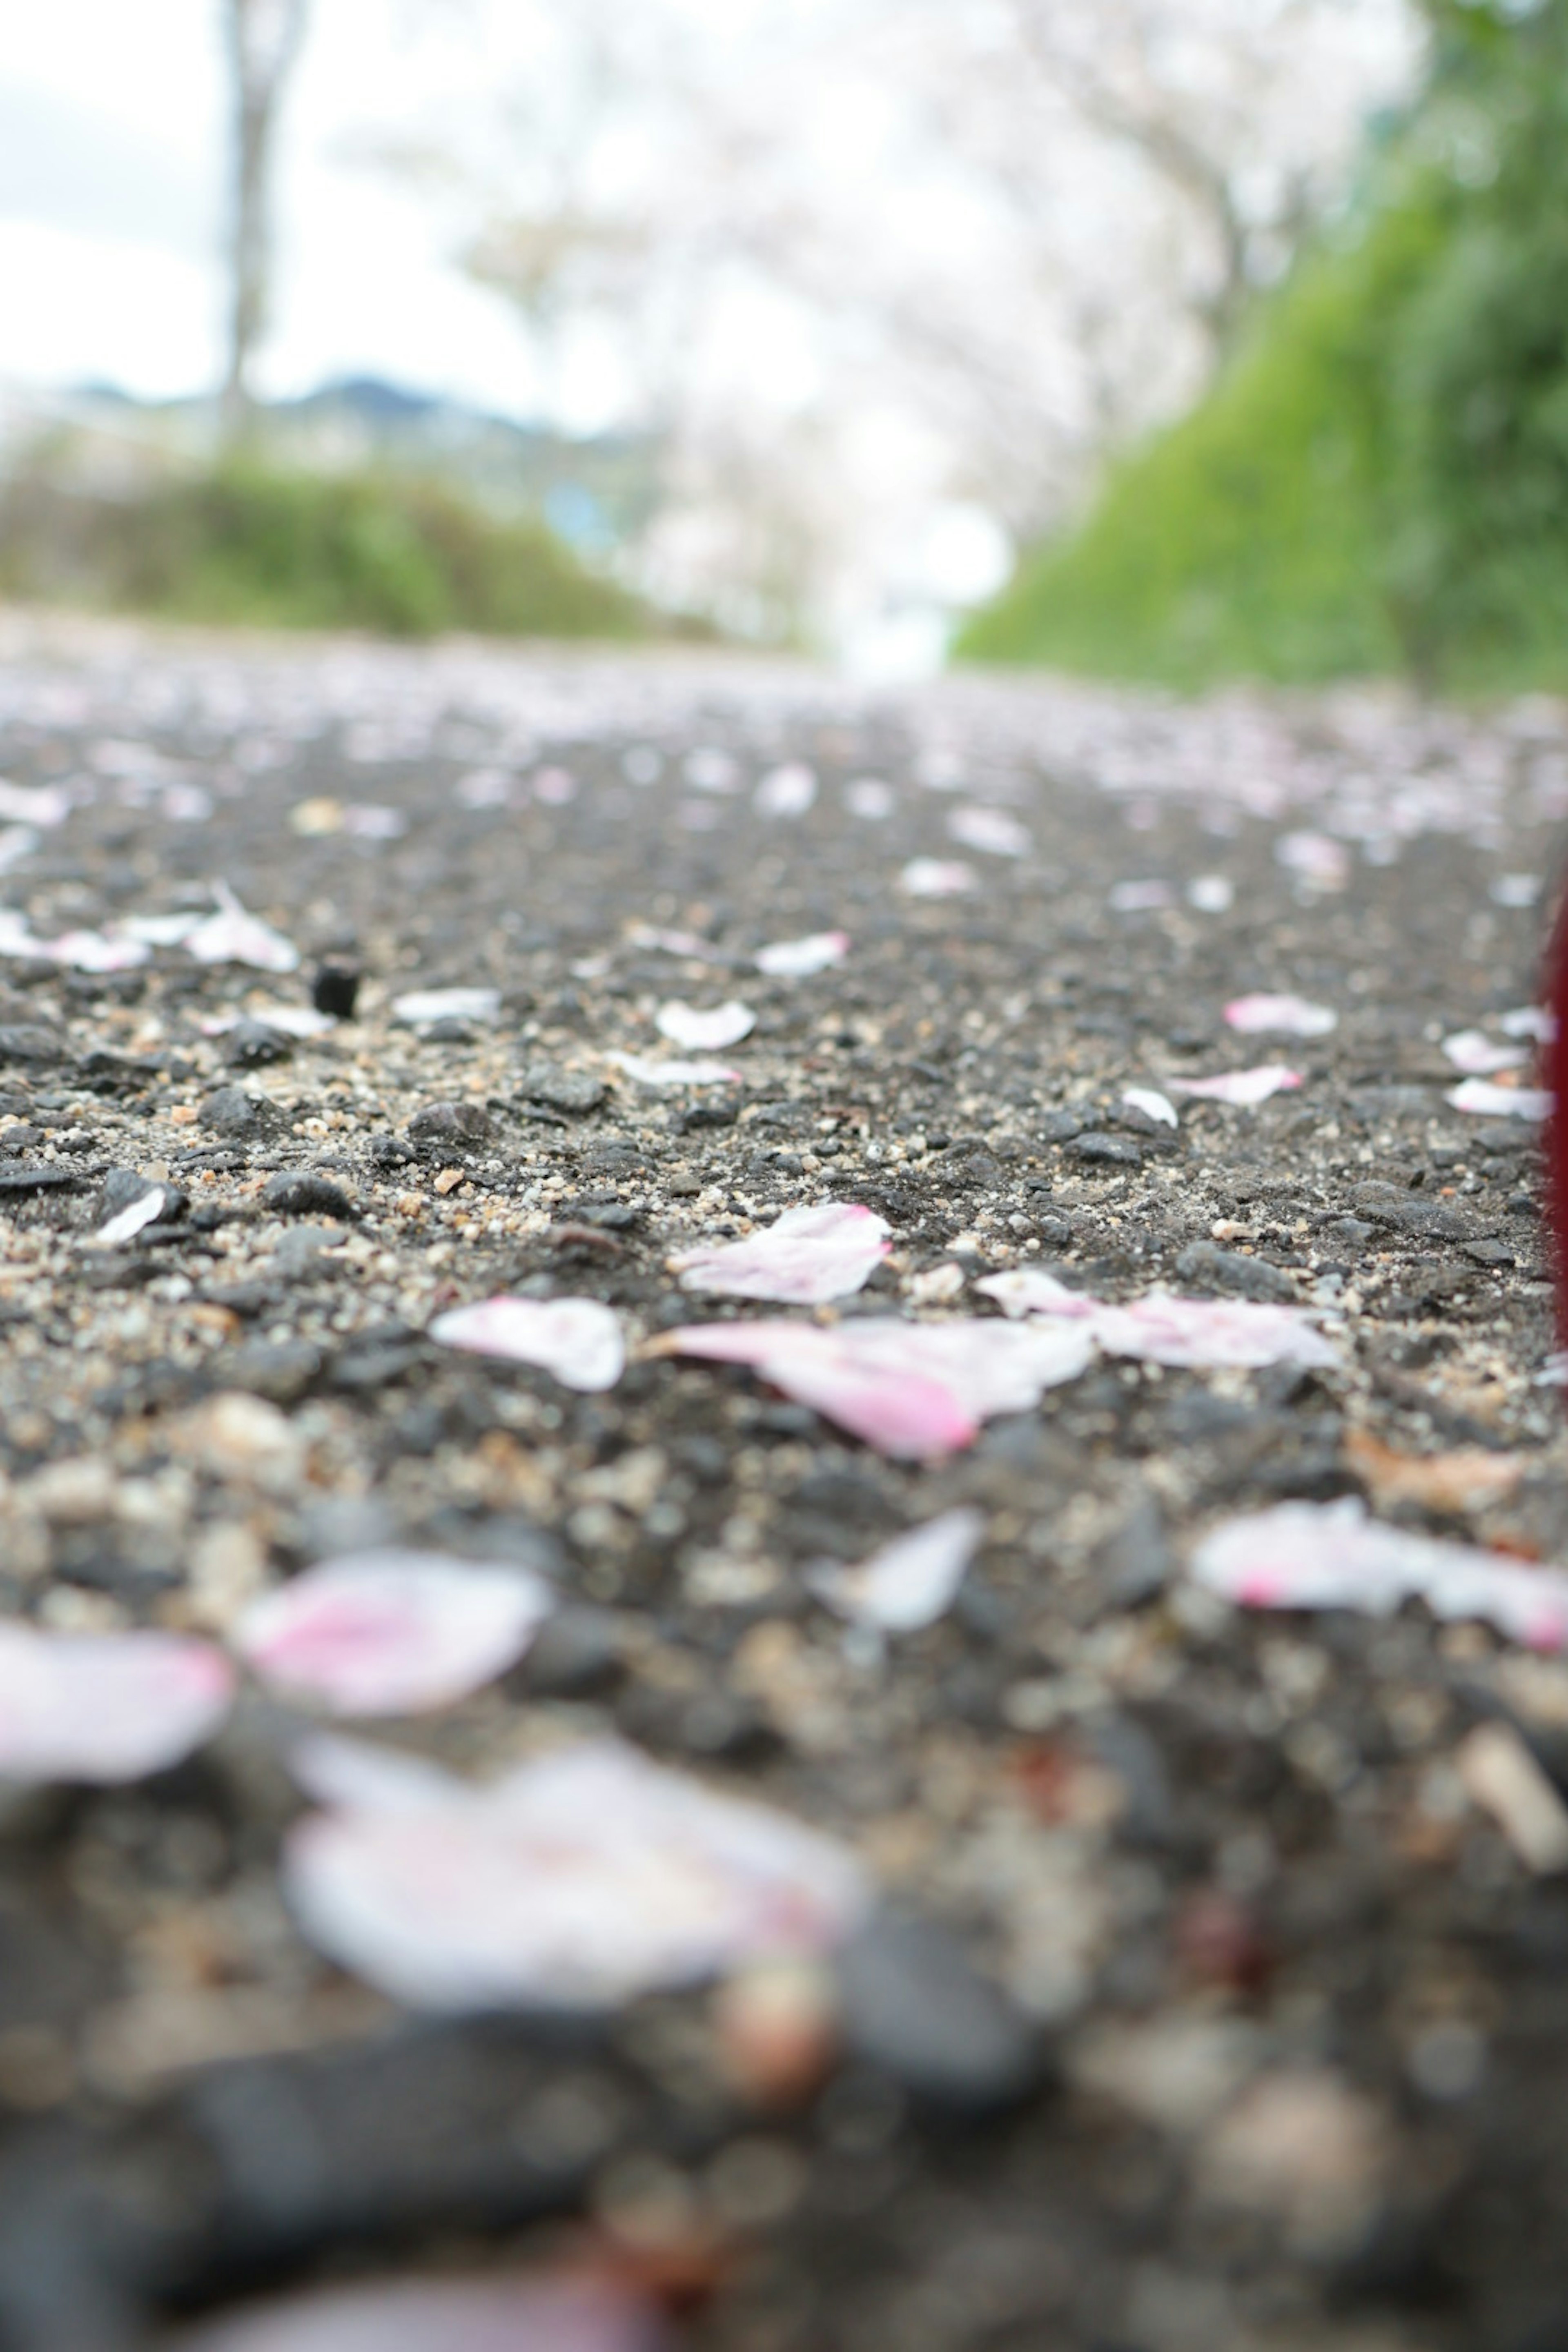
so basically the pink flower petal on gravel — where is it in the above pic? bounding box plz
[1192,1499,1568,1650]
[977,1270,1336,1370]
[672,1203,891,1305]
[1442,1029,1528,1076]
[186,883,301,973]
[1167,1066,1303,1107]
[430,1297,625,1392]
[236,1552,552,1716]
[755,931,849,978]
[1224,994,1337,1038]
[172,2271,664,2352]
[284,1737,866,2011]
[0,1628,234,1784]
[655,999,755,1049]
[809,1508,985,1632]
[1446,1078,1552,1122]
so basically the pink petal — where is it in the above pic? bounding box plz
[1224,994,1337,1038]
[671,1202,891,1305]
[977,1273,1336,1370]
[655,999,755,1049]
[285,1738,866,2010]
[899,859,975,898]
[1447,1078,1551,1121]
[429,1298,625,1393]
[755,931,850,978]
[171,2272,664,2352]
[1441,1029,1528,1076]
[236,1553,552,1716]
[809,1508,985,1632]
[1167,1065,1303,1107]
[0,1628,234,1784]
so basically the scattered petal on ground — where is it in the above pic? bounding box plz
[978,1271,1337,1370]
[671,1203,891,1305]
[0,780,71,827]
[755,763,817,816]
[186,884,301,973]
[900,858,975,898]
[1276,832,1350,890]
[808,1509,985,1633]
[1188,875,1234,912]
[1191,1500,1568,1650]
[1447,1077,1552,1121]
[1501,1004,1556,1042]
[390,987,501,1027]
[1492,873,1542,909]
[1108,879,1172,912]
[1442,1029,1529,1076]
[652,1318,1093,1457]
[1225,994,1337,1038]
[0,1629,234,1784]
[236,1552,553,1716]
[201,1004,338,1040]
[94,1188,167,1247]
[1123,1087,1178,1128]
[172,2271,665,2352]
[284,1737,867,2011]
[947,805,1031,858]
[755,931,850,978]
[608,1052,742,1088]
[845,777,895,819]
[429,1298,626,1392]
[1167,1066,1304,1107]
[655,999,755,1049]
[626,922,725,961]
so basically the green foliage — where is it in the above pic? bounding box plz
[0,459,649,642]
[960,0,1568,693]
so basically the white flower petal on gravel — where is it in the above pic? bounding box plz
[653,1318,1092,1458]
[947,805,1030,858]
[1501,1006,1556,1042]
[1123,1087,1178,1128]
[1191,1498,1568,1650]
[1441,1030,1529,1076]
[755,931,850,978]
[390,987,502,1027]
[121,912,205,948]
[1109,879,1172,913]
[1492,873,1542,909]
[1446,1078,1552,1122]
[236,1552,553,1716]
[284,1737,867,2011]
[201,1005,337,1040]
[900,859,975,898]
[186,884,301,973]
[608,1052,742,1089]
[1188,875,1234,913]
[755,763,817,817]
[94,1187,167,1247]
[430,1297,625,1392]
[1276,831,1350,891]
[47,926,152,973]
[655,999,755,1049]
[845,777,895,820]
[672,1203,891,1305]
[0,780,71,828]
[808,1509,985,1633]
[1224,994,1337,1038]
[977,1270,1338,1371]
[172,2271,664,2352]
[1168,1066,1303,1108]
[0,1628,234,1784]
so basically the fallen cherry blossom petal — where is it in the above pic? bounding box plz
[608,1052,742,1089]
[1123,1087,1178,1128]
[1276,831,1349,890]
[1442,1029,1528,1076]
[1108,879,1172,913]
[653,1318,1092,1457]
[627,921,725,962]
[1492,873,1542,909]
[1188,875,1234,913]
[977,1270,1338,1371]
[845,777,895,819]
[656,999,755,1049]
[1447,1078,1552,1121]
[1167,1066,1303,1108]
[236,1552,553,1715]
[121,912,204,948]
[755,931,850,978]
[430,1296,625,1392]
[900,858,975,898]
[1191,1499,1568,1650]
[186,883,301,973]
[201,1004,337,1040]
[672,1203,891,1305]
[284,1736,866,2010]
[1225,994,1337,1038]
[94,1187,167,1247]
[173,2271,665,2352]
[1501,1005,1556,1042]
[0,1628,234,1784]
[755,763,817,816]
[390,986,501,1027]
[808,1509,984,1633]
[0,780,71,828]
[947,805,1030,858]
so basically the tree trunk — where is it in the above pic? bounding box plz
[221,0,309,444]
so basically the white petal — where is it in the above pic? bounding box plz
[1446,1078,1552,1122]
[1441,1030,1528,1076]
[171,2271,662,2352]
[755,763,818,817]
[1167,1066,1303,1107]
[899,859,975,898]
[237,1552,552,1716]
[1500,1006,1556,1042]
[1224,994,1337,1038]
[0,1628,233,1784]
[390,987,501,1027]
[655,999,755,1049]
[94,1188,167,1247]
[430,1296,626,1392]
[1109,880,1172,912]
[809,1508,984,1633]
[608,1052,741,1089]
[186,884,301,973]
[947,805,1030,858]
[755,931,850,978]
[672,1202,890,1305]
[1123,1087,1178,1127]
